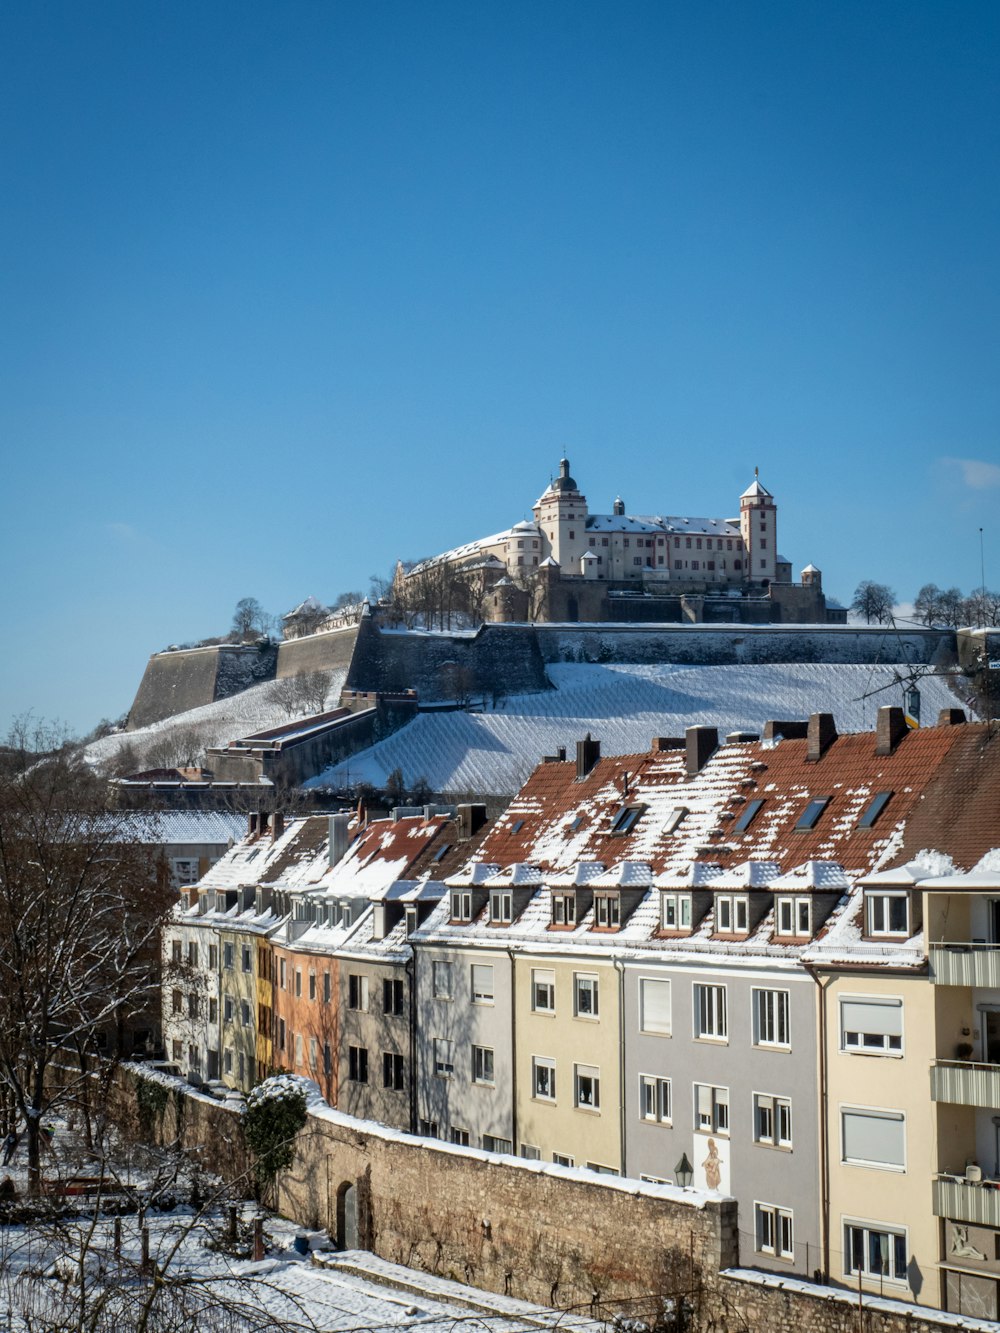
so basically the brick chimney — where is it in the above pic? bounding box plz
[457,803,487,841]
[328,812,351,867]
[270,811,285,842]
[937,708,967,726]
[876,706,908,756]
[763,720,809,741]
[686,725,718,776]
[576,734,601,780]
[806,713,837,762]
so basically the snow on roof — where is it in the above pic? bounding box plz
[769,860,852,891]
[92,810,247,846]
[741,477,773,499]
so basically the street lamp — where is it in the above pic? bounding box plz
[674,1152,694,1189]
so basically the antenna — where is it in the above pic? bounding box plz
[980,527,987,628]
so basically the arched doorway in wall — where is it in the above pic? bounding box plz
[336,1181,358,1250]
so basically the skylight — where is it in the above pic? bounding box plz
[858,791,893,829]
[569,815,583,832]
[510,820,524,834]
[796,797,831,831]
[610,805,643,835]
[732,799,764,834]
[432,843,450,863]
[663,807,689,835]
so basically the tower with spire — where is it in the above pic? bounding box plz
[739,468,778,584]
[532,457,588,571]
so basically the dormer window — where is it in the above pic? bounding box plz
[866,890,910,938]
[716,895,749,934]
[610,805,644,836]
[660,892,692,931]
[490,890,513,924]
[776,896,812,938]
[451,890,473,922]
[594,893,621,929]
[552,892,577,926]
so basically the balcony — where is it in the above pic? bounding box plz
[934,1174,1000,1229]
[929,942,1000,988]
[931,1060,1000,1109]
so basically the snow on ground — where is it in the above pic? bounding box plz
[307,661,969,796]
[86,669,349,769]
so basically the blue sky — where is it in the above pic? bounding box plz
[2,1,998,735]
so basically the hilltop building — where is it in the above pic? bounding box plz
[402,459,842,624]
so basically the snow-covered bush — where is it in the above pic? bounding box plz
[241,1076,308,1189]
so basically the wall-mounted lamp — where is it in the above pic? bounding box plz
[675,1153,694,1189]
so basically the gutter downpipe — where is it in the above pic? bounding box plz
[804,961,830,1283]
[506,947,518,1153]
[615,958,626,1176]
[406,951,417,1135]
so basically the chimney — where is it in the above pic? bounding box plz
[576,734,601,780]
[328,812,351,867]
[937,708,967,726]
[247,811,261,838]
[763,720,809,741]
[876,706,908,756]
[686,725,718,776]
[556,746,566,762]
[270,812,285,842]
[806,713,837,762]
[652,737,686,751]
[457,803,488,841]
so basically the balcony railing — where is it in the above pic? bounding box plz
[929,942,1000,987]
[931,1060,1000,1108]
[933,1174,1000,1228]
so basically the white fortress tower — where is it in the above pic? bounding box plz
[739,471,777,583]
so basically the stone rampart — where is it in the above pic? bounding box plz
[276,623,362,679]
[127,644,276,730]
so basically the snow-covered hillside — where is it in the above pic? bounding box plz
[306,661,969,797]
[86,668,350,770]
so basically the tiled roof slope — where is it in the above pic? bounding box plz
[891,726,1000,871]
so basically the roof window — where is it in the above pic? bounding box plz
[510,819,524,835]
[795,797,831,831]
[610,805,644,836]
[857,791,893,829]
[732,799,764,834]
[432,843,450,864]
[663,807,689,835]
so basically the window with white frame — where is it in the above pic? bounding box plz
[348,1046,368,1082]
[490,890,513,924]
[865,891,910,938]
[223,943,234,970]
[450,889,473,921]
[532,1056,556,1100]
[520,1144,541,1160]
[483,1134,512,1155]
[843,1221,907,1284]
[639,977,672,1034]
[716,895,749,933]
[776,896,812,937]
[552,892,576,926]
[840,996,903,1054]
[241,945,252,972]
[694,1083,729,1135]
[755,1203,794,1260]
[574,972,599,1018]
[240,1000,251,1027]
[660,892,692,931]
[432,961,453,999]
[841,1107,905,1170]
[639,1074,672,1123]
[753,989,790,1048]
[471,963,494,1004]
[693,983,727,1040]
[433,1038,455,1078]
[532,968,555,1013]
[472,1045,495,1085]
[348,974,369,1011]
[753,1093,792,1147]
[172,858,200,886]
[574,1063,601,1111]
[552,1152,574,1167]
[594,894,621,928]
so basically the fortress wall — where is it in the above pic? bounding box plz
[347,621,549,700]
[127,644,277,730]
[276,624,362,679]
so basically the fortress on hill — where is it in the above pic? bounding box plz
[402,458,844,625]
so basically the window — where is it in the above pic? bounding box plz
[418,1119,439,1138]
[753,989,790,1048]
[843,1222,907,1284]
[222,1046,231,1072]
[694,984,727,1040]
[383,1052,404,1090]
[858,791,893,828]
[841,1107,906,1170]
[449,1127,470,1146]
[520,1144,541,1160]
[383,978,404,1015]
[473,1045,495,1085]
[208,998,218,1023]
[324,1042,333,1077]
[532,968,555,1013]
[660,893,692,930]
[279,957,286,988]
[776,897,812,937]
[594,894,621,928]
[610,805,643,835]
[294,970,302,998]
[173,858,200,885]
[450,889,472,921]
[694,1083,729,1135]
[840,996,903,1054]
[434,1038,455,1078]
[663,806,689,835]
[532,1057,556,1100]
[223,943,234,970]
[796,796,830,831]
[187,941,199,967]
[208,944,218,970]
[294,1035,302,1066]
[639,1074,672,1123]
[490,890,513,924]
[552,893,576,925]
[716,895,748,933]
[433,961,453,999]
[309,1037,318,1072]
[866,892,910,938]
[552,1152,574,1167]
[483,1135,512,1155]
[187,993,199,1020]
[348,1046,369,1083]
[753,1094,792,1147]
[732,799,764,833]
[223,995,234,1022]
[323,971,331,1003]
[277,1018,285,1051]
[574,1064,600,1111]
[348,974,369,1011]
[241,945,252,973]
[639,977,671,1034]
[308,972,316,1001]
[755,1203,794,1260]
[574,973,599,1018]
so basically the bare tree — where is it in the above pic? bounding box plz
[231,598,267,643]
[914,583,943,626]
[851,580,896,625]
